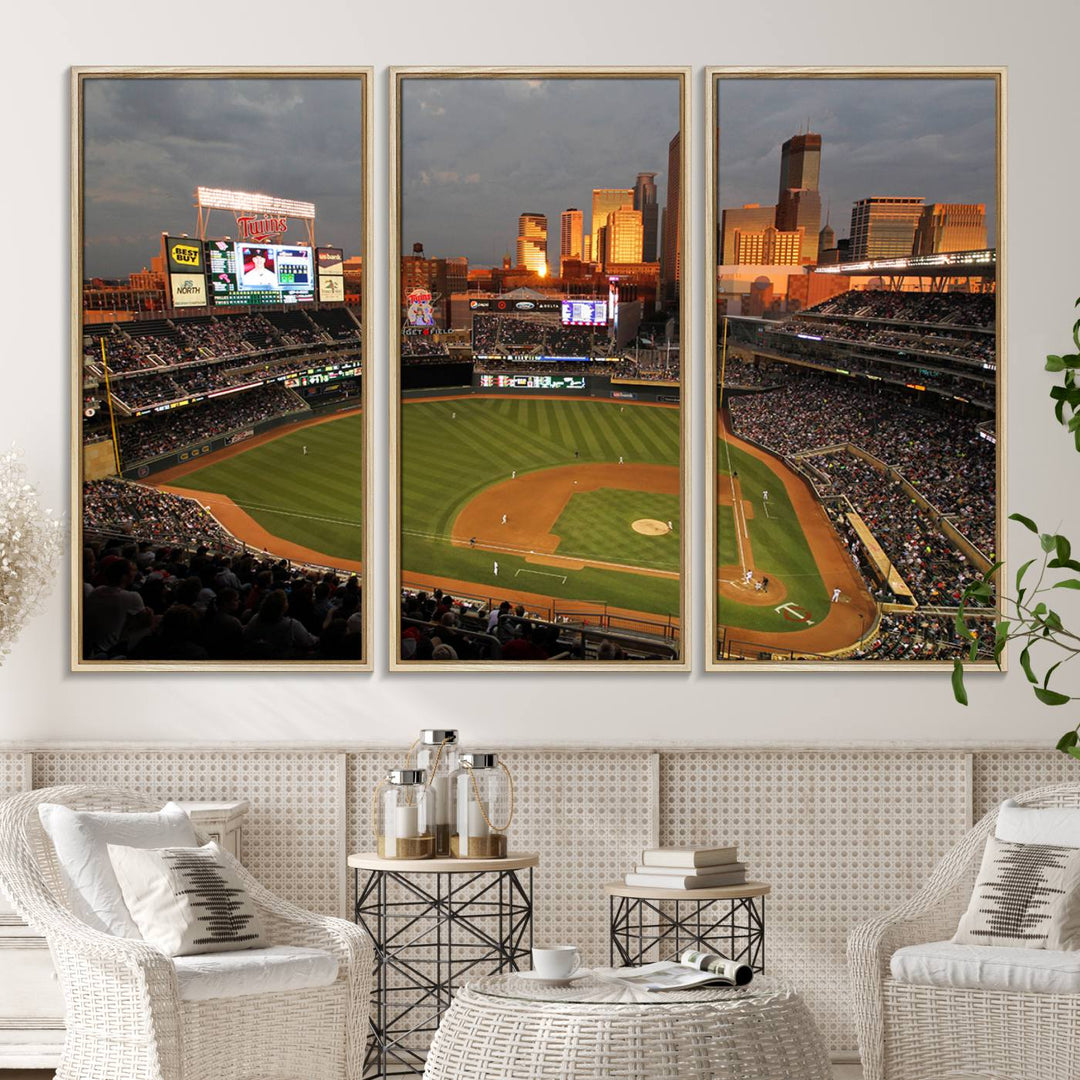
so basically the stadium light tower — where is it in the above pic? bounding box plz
[194,187,317,247]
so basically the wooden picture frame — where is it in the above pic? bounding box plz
[72,67,373,670]
[705,67,1006,670]
[389,67,691,671]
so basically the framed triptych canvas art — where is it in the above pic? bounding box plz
[389,68,691,670]
[705,68,1005,670]
[72,68,373,671]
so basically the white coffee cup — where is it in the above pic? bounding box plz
[532,945,581,979]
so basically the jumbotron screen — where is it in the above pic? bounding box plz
[560,300,607,326]
[478,374,586,390]
[206,241,315,306]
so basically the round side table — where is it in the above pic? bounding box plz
[423,972,831,1079]
[349,852,539,1079]
[605,880,771,971]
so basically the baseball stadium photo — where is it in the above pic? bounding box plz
[709,72,1002,666]
[76,73,369,667]
[394,71,688,666]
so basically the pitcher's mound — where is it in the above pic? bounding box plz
[632,518,670,536]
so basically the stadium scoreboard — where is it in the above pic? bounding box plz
[207,241,315,305]
[561,300,607,326]
[478,374,586,390]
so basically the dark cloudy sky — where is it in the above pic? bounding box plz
[401,77,680,267]
[83,78,364,279]
[717,77,998,245]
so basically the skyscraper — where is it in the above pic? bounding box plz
[516,212,548,274]
[731,225,804,266]
[604,207,644,266]
[849,197,925,260]
[591,188,633,264]
[913,203,988,254]
[777,133,822,199]
[559,208,583,275]
[720,204,777,264]
[660,132,681,305]
[633,172,659,262]
[775,132,823,263]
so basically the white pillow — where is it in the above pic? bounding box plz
[38,801,197,937]
[107,841,265,957]
[996,799,1080,848]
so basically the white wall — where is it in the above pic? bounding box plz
[2,0,1078,747]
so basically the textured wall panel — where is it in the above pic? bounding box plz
[972,750,1080,819]
[0,754,27,796]
[32,752,342,916]
[659,751,968,1053]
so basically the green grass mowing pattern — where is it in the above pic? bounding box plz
[553,489,680,572]
[716,436,829,633]
[402,398,680,615]
[175,413,363,562]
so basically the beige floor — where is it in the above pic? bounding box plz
[3,1070,871,1079]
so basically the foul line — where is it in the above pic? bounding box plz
[722,436,749,576]
[515,568,568,584]
[226,502,361,529]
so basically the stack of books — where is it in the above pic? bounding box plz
[624,845,747,890]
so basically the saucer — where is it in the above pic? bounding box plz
[514,969,590,986]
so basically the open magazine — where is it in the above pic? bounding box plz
[595,949,753,992]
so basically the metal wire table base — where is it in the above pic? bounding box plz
[354,866,534,1078]
[609,893,766,971]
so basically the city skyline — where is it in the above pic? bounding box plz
[83,78,365,279]
[401,77,680,267]
[716,77,998,249]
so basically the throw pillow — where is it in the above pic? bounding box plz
[996,798,1080,848]
[38,801,197,937]
[107,841,266,957]
[953,834,1080,949]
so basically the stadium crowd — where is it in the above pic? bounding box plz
[398,587,668,662]
[850,611,996,661]
[806,290,995,329]
[115,385,307,464]
[772,318,995,365]
[83,481,362,661]
[727,370,996,555]
[817,451,992,606]
[471,316,608,359]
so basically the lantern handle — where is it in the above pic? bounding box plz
[461,760,515,833]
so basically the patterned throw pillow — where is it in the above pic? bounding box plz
[107,841,266,957]
[953,835,1080,949]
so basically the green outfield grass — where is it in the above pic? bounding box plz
[554,490,680,572]
[173,413,363,561]
[402,397,680,615]
[716,435,830,632]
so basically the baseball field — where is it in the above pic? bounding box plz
[151,409,364,572]
[401,395,681,622]
[716,408,877,658]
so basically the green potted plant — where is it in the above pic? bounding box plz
[952,298,1080,759]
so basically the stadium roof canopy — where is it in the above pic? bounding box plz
[498,287,549,299]
[814,248,996,279]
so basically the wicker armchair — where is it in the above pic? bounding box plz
[0,785,373,1080]
[849,782,1080,1080]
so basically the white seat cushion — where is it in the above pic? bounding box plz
[891,940,1080,995]
[173,945,339,1002]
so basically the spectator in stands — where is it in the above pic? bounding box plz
[83,557,153,658]
[242,589,318,660]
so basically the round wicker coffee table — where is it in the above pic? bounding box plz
[422,972,831,1079]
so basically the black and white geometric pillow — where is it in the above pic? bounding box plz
[953,835,1080,950]
[108,841,267,957]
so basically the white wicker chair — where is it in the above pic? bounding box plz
[0,785,373,1080]
[849,782,1080,1080]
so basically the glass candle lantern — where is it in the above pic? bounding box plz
[452,753,513,859]
[415,729,461,857]
[376,769,436,859]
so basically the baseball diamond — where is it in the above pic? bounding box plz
[401,395,681,624]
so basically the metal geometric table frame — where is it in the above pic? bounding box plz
[609,892,766,972]
[354,865,533,1078]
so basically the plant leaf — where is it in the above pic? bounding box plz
[951,659,968,706]
[1016,558,1036,591]
[1053,579,1080,590]
[1020,646,1037,685]
[1066,746,1080,763]
[1057,731,1079,752]
[1034,687,1072,706]
[1010,513,1039,534]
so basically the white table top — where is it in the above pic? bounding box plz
[605,880,770,901]
[348,851,539,873]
